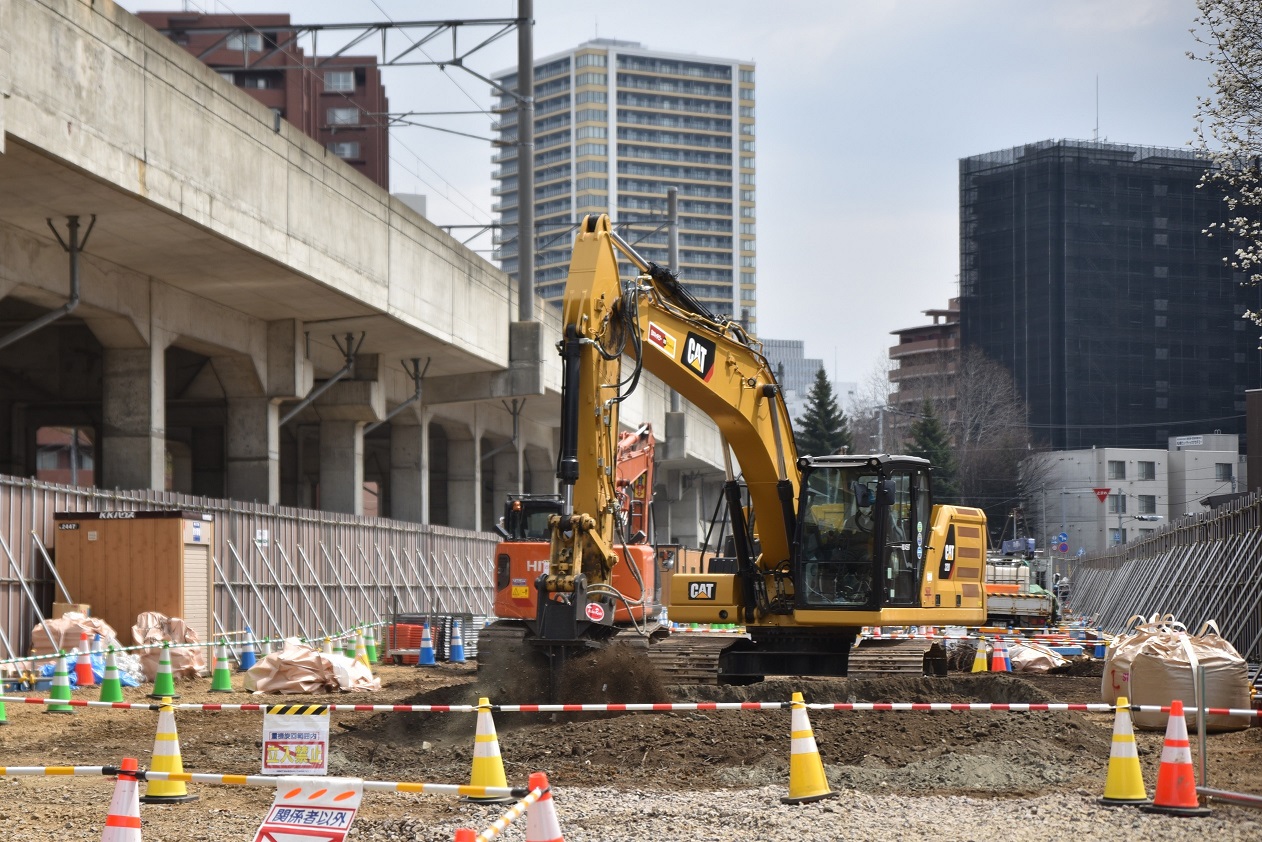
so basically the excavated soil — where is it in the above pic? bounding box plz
[1,658,1260,841]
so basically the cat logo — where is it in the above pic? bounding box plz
[688,581,716,600]
[683,332,717,381]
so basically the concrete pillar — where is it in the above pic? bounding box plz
[447,437,479,530]
[227,397,279,503]
[390,419,424,523]
[319,420,364,515]
[101,343,165,490]
[490,446,519,527]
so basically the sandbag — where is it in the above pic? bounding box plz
[132,611,207,679]
[244,639,381,694]
[1102,613,1174,705]
[1104,614,1251,732]
[28,614,123,656]
[1009,641,1069,673]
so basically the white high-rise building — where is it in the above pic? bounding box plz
[493,39,756,330]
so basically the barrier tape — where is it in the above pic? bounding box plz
[3,694,1255,718]
[0,766,111,776]
[0,622,395,669]
[123,768,527,798]
[475,786,544,841]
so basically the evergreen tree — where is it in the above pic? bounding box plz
[793,368,853,456]
[907,400,959,503]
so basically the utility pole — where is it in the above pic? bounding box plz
[515,0,535,322]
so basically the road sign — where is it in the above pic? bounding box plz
[1093,487,1111,503]
[1057,542,1069,553]
[1056,532,1068,543]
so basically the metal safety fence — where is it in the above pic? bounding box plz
[1072,490,1262,665]
[0,474,496,658]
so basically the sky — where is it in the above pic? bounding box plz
[119,0,1214,389]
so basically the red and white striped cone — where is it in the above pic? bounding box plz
[101,757,143,841]
[525,771,565,842]
[76,631,96,687]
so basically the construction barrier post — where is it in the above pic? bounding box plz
[464,697,514,803]
[101,757,143,841]
[1098,696,1149,806]
[1140,699,1211,817]
[781,691,836,805]
[139,698,198,804]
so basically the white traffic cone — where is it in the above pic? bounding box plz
[101,757,143,841]
[525,771,565,842]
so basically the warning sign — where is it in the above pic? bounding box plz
[262,707,331,775]
[251,777,362,842]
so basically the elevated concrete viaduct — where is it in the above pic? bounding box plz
[0,0,725,545]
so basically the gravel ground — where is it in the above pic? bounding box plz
[1,658,1259,841]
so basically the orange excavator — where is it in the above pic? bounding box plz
[491,423,661,627]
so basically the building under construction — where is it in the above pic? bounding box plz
[959,139,1262,450]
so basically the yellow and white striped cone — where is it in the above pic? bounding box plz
[321,637,334,655]
[139,699,197,803]
[354,631,370,669]
[525,771,564,842]
[101,757,143,841]
[464,697,514,803]
[971,637,989,673]
[781,691,836,804]
[1098,695,1149,805]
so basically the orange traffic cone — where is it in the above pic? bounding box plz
[781,691,836,804]
[464,697,514,803]
[525,771,564,842]
[1140,699,1211,816]
[1098,696,1149,806]
[75,632,96,687]
[990,639,1011,672]
[453,830,476,841]
[101,757,143,841]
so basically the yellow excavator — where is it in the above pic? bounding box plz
[484,214,987,689]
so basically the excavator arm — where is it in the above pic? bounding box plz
[547,214,799,633]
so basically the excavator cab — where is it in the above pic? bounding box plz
[794,456,930,612]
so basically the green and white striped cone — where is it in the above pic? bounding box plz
[46,651,73,714]
[343,633,356,659]
[364,626,379,664]
[208,640,233,693]
[99,646,124,703]
[0,697,7,725]
[148,642,179,700]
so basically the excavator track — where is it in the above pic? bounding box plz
[645,632,740,685]
[846,639,938,676]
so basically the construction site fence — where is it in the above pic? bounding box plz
[1072,488,1262,664]
[0,474,497,658]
